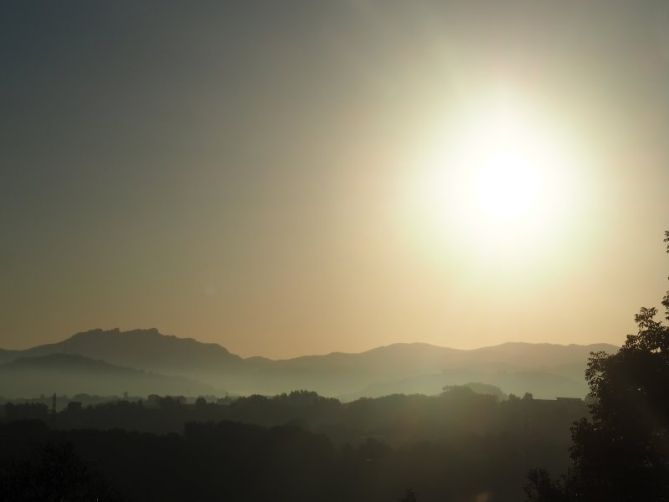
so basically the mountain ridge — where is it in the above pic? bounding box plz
[0,328,618,399]
[0,332,617,361]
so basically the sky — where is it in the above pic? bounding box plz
[1,0,668,358]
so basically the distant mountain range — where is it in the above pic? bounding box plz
[0,329,617,399]
[0,353,211,398]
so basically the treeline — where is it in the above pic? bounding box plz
[0,388,586,501]
[1,388,585,445]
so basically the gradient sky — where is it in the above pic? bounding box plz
[2,1,668,358]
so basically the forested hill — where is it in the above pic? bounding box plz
[0,389,586,502]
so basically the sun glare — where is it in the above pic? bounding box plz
[410,93,582,263]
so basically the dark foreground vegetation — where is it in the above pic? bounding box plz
[526,232,669,501]
[0,390,583,502]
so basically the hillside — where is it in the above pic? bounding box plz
[0,329,618,399]
[0,353,213,398]
[17,328,245,375]
[240,341,616,398]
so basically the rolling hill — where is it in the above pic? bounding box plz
[0,353,213,398]
[0,329,617,399]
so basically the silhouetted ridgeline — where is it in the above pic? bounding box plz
[0,330,607,500]
[0,389,586,502]
[0,328,617,399]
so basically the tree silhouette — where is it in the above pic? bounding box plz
[525,469,566,502]
[527,231,669,501]
[0,442,120,501]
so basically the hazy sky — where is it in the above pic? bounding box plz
[2,1,668,358]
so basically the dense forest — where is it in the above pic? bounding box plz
[1,389,584,501]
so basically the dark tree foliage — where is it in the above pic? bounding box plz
[4,402,49,422]
[0,392,587,502]
[0,440,120,502]
[525,469,567,502]
[528,231,669,501]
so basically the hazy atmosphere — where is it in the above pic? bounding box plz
[3,1,669,357]
[3,2,669,501]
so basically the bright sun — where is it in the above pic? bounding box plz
[411,93,581,262]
